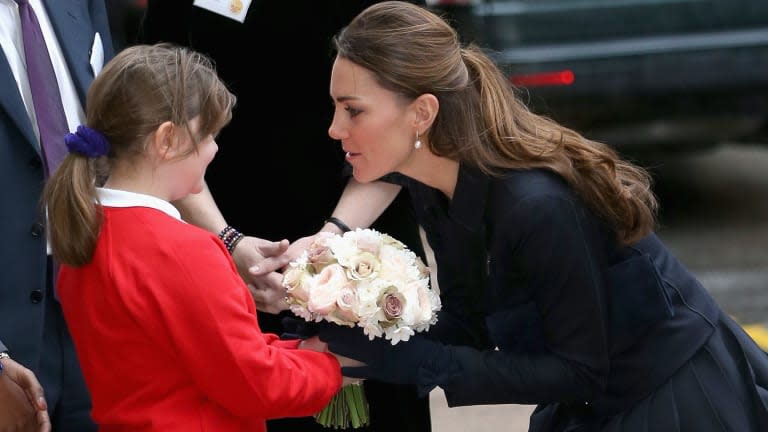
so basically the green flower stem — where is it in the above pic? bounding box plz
[345,384,362,428]
[314,384,370,429]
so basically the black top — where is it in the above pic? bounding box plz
[390,165,719,416]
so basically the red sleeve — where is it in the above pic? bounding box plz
[144,232,341,419]
[265,336,303,350]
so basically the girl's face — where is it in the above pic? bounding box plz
[328,57,418,183]
[168,119,218,201]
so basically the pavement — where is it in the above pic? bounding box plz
[429,389,534,431]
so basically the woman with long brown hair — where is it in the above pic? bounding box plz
[317,2,768,431]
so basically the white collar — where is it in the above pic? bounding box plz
[96,188,182,221]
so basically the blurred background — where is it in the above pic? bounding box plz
[106,1,768,430]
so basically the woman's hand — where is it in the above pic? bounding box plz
[300,336,365,386]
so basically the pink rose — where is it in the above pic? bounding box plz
[307,235,336,273]
[308,263,349,315]
[378,287,405,323]
[330,286,360,324]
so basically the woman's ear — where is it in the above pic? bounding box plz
[411,93,439,132]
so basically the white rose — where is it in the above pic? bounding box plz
[354,281,381,322]
[398,278,434,326]
[377,244,417,283]
[329,235,359,267]
[381,233,406,249]
[289,304,312,322]
[351,229,382,255]
[282,265,312,303]
[415,278,439,324]
[346,251,380,280]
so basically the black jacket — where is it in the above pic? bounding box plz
[395,165,718,416]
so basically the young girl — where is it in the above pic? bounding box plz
[43,44,341,431]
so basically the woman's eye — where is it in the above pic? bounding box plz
[345,106,362,117]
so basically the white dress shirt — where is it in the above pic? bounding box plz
[0,0,85,148]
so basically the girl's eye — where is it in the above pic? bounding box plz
[345,106,362,117]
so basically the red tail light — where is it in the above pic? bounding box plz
[510,70,575,87]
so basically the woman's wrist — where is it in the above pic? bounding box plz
[324,216,352,234]
[321,222,344,235]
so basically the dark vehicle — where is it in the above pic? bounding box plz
[429,0,768,157]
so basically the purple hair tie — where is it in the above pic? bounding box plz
[65,125,110,158]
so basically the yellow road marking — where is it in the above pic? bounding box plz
[742,324,768,351]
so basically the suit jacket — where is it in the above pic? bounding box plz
[0,0,114,381]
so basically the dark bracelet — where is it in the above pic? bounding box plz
[0,352,9,375]
[218,225,244,254]
[325,216,351,233]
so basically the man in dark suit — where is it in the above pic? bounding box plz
[138,1,431,431]
[0,1,114,429]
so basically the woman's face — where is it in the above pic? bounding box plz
[328,57,418,183]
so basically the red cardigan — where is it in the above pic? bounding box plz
[58,198,341,431]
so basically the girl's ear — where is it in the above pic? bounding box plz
[149,121,178,160]
[411,93,439,132]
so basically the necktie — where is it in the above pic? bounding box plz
[16,0,69,176]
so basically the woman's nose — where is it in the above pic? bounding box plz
[328,116,344,140]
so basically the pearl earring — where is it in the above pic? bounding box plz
[414,131,422,149]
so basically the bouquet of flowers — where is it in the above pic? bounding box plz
[282,228,442,429]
